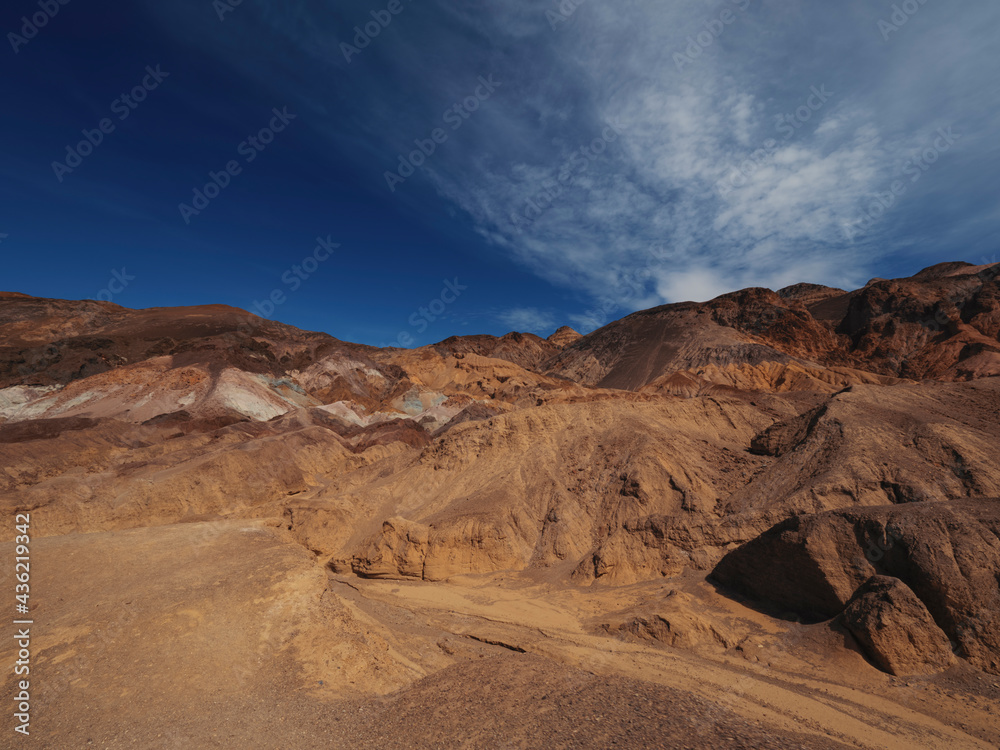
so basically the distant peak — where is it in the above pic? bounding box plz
[547,326,582,348]
[911,261,977,280]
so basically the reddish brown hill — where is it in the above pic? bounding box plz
[544,262,1000,391]
[3,266,1000,747]
[0,293,367,388]
[542,288,847,391]
[5,262,996,405]
[547,325,583,347]
[426,331,562,371]
[836,263,1000,379]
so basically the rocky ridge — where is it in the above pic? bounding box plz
[2,261,1000,685]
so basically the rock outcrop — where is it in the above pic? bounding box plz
[838,575,956,676]
[547,326,583,348]
[3,264,1000,678]
[711,499,1000,674]
[544,262,1000,390]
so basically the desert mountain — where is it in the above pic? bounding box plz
[2,262,1000,747]
[546,261,1000,393]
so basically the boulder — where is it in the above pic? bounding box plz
[839,576,956,676]
[711,499,1000,674]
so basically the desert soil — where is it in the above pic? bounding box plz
[2,520,997,749]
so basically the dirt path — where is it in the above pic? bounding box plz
[3,521,996,748]
[330,574,1000,750]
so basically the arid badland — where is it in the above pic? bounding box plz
[2,261,1000,748]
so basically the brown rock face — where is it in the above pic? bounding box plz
[427,331,561,371]
[544,262,1000,391]
[546,325,583,348]
[837,262,1000,380]
[730,378,1000,516]
[4,264,1000,672]
[711,499,1000,674]
[351,517,432,579]
[839,575,956,676]
[777,282,848,307]
[7,265,1000,747]
[0,294,358,388]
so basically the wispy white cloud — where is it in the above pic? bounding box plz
[415,6,891,307]
[497,306,556,334]
[411,0,998,316]
[143,0,1000,328]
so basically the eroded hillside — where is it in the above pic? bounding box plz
[2,262,999,747]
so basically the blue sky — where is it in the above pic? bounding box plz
[1,0,997,345]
